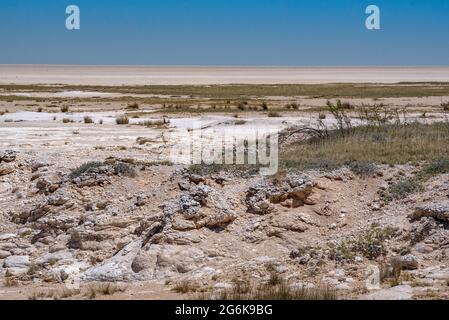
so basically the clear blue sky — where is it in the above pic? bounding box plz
[0,0,448,65]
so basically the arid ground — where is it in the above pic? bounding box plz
[1,66,449,300]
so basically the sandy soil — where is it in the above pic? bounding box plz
[1,65,449,85]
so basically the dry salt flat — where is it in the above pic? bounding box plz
[1,65,449,85]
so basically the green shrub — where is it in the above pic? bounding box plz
[328,225,399,262]
[347,161,378,178]
[70,161,105,179]
[382,178,421,202]
[83,116,93,124]
[112,163,136,177]
[424,159,449,175]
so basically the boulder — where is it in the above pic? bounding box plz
[148,245,206,276]
[0,166,14,176]
[410,202,449,222]
[3,255,30,268]
[245,176,316,214]
[245,184,276,215]
[410,217,437,244]
[0,150,17,163]
[288,182,314,201]
[136,137,157,145]
[0,182,12,194]
[202,189,237,228]
[46,190,71,206]
[0,250,11,259]
[398,254,419,270]
[49,262,90,283]
[360,285,413,300]
[35,251,74,266]
[81,240,148,282]
[163,184,236,229]
[414,243,434,254]
[0,233,16,241]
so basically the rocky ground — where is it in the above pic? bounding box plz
[1,82,449,300]
[1,147,449,300]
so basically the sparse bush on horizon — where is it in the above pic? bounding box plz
[126,102,140,110]
[115,115,129,125]
[441,101,449,111]
[83,115,93,124]
[268,110,281,117]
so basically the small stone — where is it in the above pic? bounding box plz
[96,201,110,210]
[0,250,11,259]
[398,254,419,270]
[188,174,205,184]
[0,150,17,163]
[411,202,449,222]
[178,181,191,191]
[414,243,434,254]
[0,166,14,176]
[214,282,232,290]
[360,285,413,300]
[0,233,16,241]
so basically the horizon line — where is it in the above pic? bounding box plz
[1,64,449,68]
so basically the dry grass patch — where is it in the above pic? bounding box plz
[86,283,127,299]
[172,281,200,294]
[281,122,449,171]
[6,83,449,98]
[28,287,81,300]
[206,276,337,300]
[3,276,19,287]
[328,224,399,262]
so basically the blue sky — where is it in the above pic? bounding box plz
[0,0,448,65]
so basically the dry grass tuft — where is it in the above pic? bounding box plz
[267,110,281,117]
[172,281,199,294]
[126,102,139,110]
[206,275,337,300]
[115,115,129,125]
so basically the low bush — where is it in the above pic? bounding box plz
[115,115,129,125]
